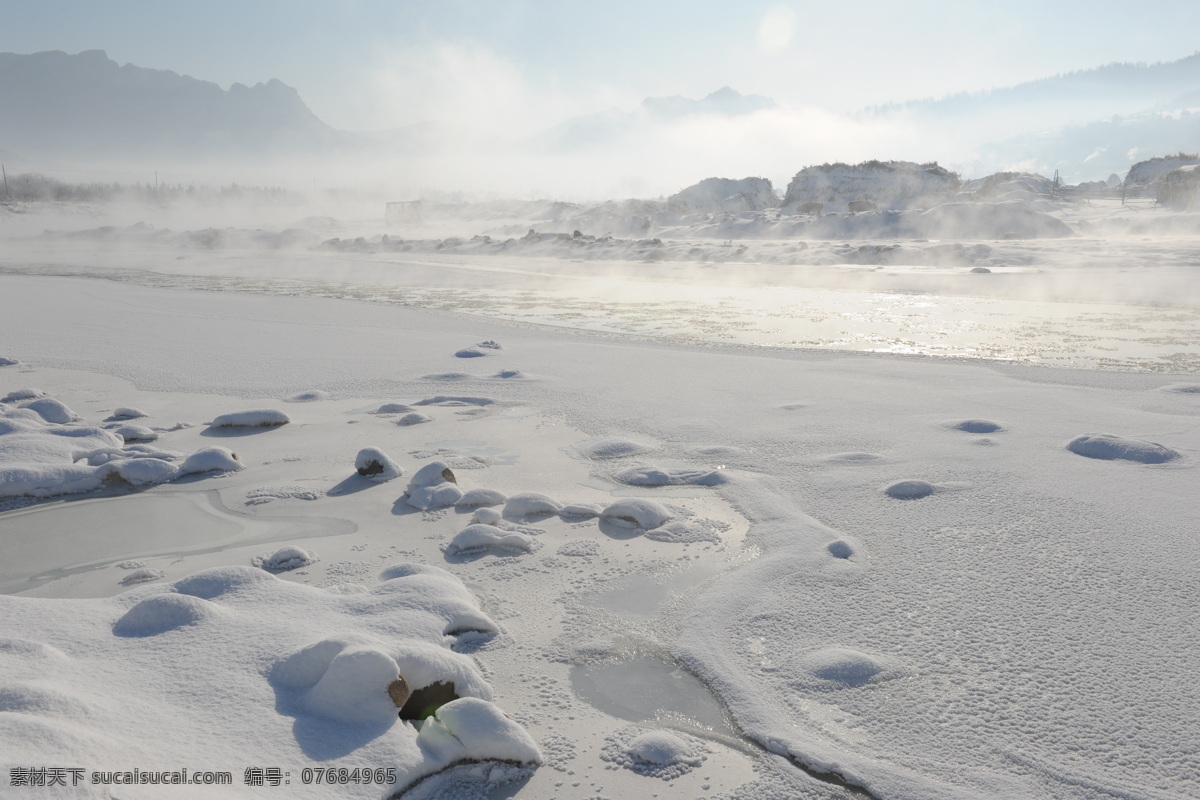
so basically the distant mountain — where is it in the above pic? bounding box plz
[969,109,1200,183]
[0,50,341,161]
[872,52,1200,130]
[539,87,777,150]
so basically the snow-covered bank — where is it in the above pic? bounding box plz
[1,264,1197,799]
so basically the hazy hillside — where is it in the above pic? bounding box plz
[0,50,341,160]
[873,52,1200,129]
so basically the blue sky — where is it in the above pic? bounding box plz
[5,1,1199,132]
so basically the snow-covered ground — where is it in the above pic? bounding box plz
[0,195,1197,799]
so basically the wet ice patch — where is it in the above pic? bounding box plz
[253,546,317,572]
[209,409,290,428]
[1067,433,1181,464]
[601,727,707,780]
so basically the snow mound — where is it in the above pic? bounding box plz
[405,461,462,510]
[613,464,727,487]
[0,357,18,367]
[446,524,537,556]
[395,412,433,426]
[113,593,222,637]
[372,402,413,414]
[284,390,330,403]
[601,728,706,780]
[119,568,165,586]
[1159,383,1200,394]
[669,176,777,214]
[21,398,79,424]
[578,437,655,459]
[209,409,290,428]
[824,451,884,464]
[0,409,237,498]
[413,396,495,407]
[784,161,959,213]
[797,646,896,688]
[456,488,508,508]
[410,461,457,487]
[948,419,1004,433]
[503,491,563,519]
[2,388,44,403]
[2,562,531,792]
[1067,434,1181,464]
[110,457,179,485]
[355,447,402,481]
[455,341,503,358]
[600,498,672,530]
[107,406,146,420]
[885,479,935,499]
[560,502,603,520]
[470,507,502,525]
[300,645,402,725]
[827,539,855,559]
[174,566,276,599]
[113,423,158,442]
[179,447,242,475]
[254,546,317,572]
[416,697,541,765]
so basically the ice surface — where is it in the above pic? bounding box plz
[1,221,1197,799]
